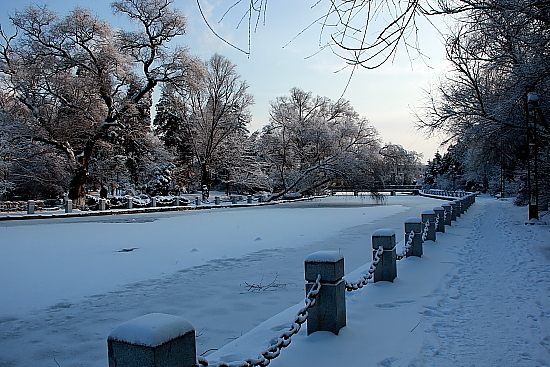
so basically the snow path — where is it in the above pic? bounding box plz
[412,198,550,366]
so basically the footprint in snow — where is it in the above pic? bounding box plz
[190,248,199,252]
[254,237,262,241]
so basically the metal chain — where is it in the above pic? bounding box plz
[421,219,430,242]
[198,275,322,367]
[344,246,384,291]
[396,230,415,260]
[434,214,440,229]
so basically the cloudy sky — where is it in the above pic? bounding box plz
[0,0,452,161]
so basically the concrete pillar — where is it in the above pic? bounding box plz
[459,198,466,214]
[65,199,73,213]
[126,198,133,209]
[175,197,180,206]
[372,229,397,282]
[304,251,346,335]
[99,199,106,211]
[404,217,422,257]
[441,203,452,226]
[247,195,253,204]
[456,200,463,217]
[433,207,445,233]
[214,196,220,205]
[194,197,199,206]
[449,201,457,221]
[108,313,196,367]
[27,200,35,214]
[231,196,237,204]
[151,197,157,207]
[421,210,436,241]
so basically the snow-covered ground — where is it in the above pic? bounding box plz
[0,195,549,366]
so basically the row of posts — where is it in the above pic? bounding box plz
[25,195,259,215]
[107,193,476,367]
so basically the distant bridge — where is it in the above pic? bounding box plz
[331,185,422,195]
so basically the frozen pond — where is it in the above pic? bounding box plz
[0,194,454,367]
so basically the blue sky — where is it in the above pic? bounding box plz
[0,0,451,162]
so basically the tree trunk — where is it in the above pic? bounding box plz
[68,167,87,207]
[200,162,211,189]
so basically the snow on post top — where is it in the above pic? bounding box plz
[404,217,421,224]
[421,210,435,215]
[305,251,344,263]
[108,313,194,347]
[372,229,395,237]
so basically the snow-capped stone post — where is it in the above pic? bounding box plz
[433,207,445,233]
[454,200,462,218]
[231,196,237,204]
[404,218,422,257]
[99,199,106,211]
[460,198,467,213]
[175,197,180,206]
[449,201,457,221]
[151,197,157,208]
[194,197,199,206]
[421,210,436,241]
[214,196,220,205]
[107,313,196,367]
[304,251,346,335]
[27,200,35,214]
[441,203,452,226]
[372,229,397,282]
[65,199,73,213]
[247,195,253,204]
[126,198,133,209]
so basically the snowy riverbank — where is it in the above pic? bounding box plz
[1,195,549,366]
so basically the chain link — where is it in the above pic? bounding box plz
[396,230,415,260]
[198,275,322,367]
[421,219,430,242]
[344,246,384,291]
[434,214,440,229]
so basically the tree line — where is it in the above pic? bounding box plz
[0,0,423,206]
[212,0,550,209]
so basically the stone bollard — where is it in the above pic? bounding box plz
[214,196,220,205]
[108,313,196,367]
[454,200,462,217]
[441,203,452,226]
[372,229,397,282]
[304,251,346,335]
[175,197,180,206]
[194,197,199,206]
[126,198,133,209]
[27,200,35,214]
[449,201,457,221]
[459,198,466,214]
[99,199,106,211]
[390,190,396,196]
[151,197,157,208]
[65,199,73,213]
[404,218,422,257]
[247,195,253,204]
[231,196,237,204]
[421,210,436,241]
[433,207,445,233]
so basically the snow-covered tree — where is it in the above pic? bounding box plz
[259,88,381,200]
[0,0,203,205]
[153,53,254,190]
